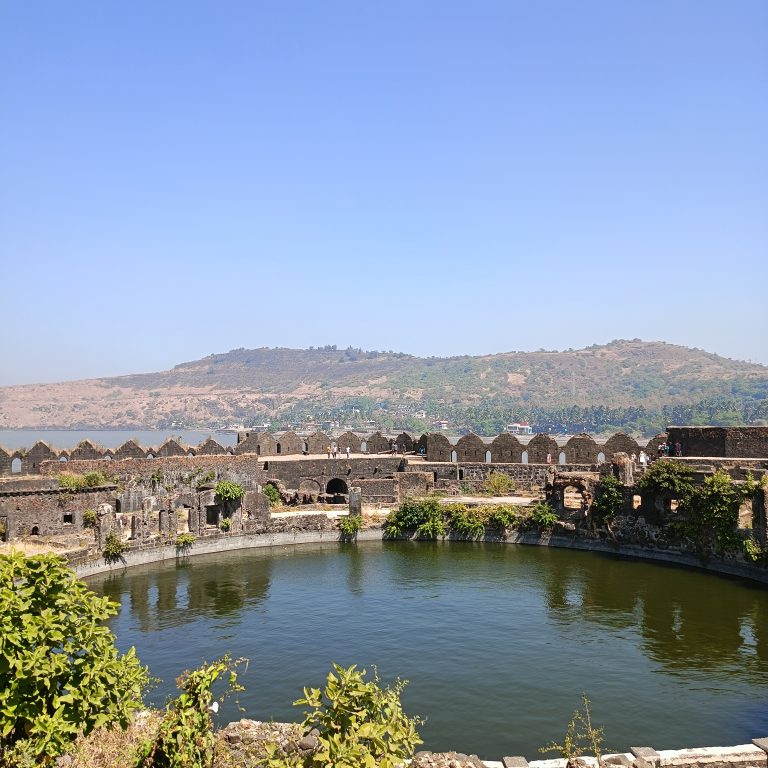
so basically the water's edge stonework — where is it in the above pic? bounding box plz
[73,525,768,585]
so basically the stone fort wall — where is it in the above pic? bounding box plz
[2,426,766,478]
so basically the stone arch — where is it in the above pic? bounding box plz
[485,450,492,463]
[196,437,227,455]
[366,432,392,454]
[597,451,606,464]
[563,433,599,464]
[426,433,452,462]
[115,440,145,460]
[602,432,640,459]
[415,434,429,456]
[395,432,414,453]
[146,452,155,460]
[299,478,322,502]
[59,455,69,463]
[526,434,560,464]
[157,439,185,457]
[275,431,303,455]
[450,450,458,463]
[559,451,566,465]
[234,432,260,456]
[455,433,487,463]
[30,525,40,536]
[645,433,668,458]
[11,457,22,474]
[306,431,331,455]
[521,450,529,464]
[489,433,523,463]
[254,431,277,457]
[360,440,368,453]
[69,440,104,461]
[326,478,348,503]
[336,431,361,455]
[25,441,58,473]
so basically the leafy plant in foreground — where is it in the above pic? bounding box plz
[136,656,245,768]
[541,694,607,766]
[0,553,148,764]
[262,663,422,768]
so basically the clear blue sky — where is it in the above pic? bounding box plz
[1,1,766,385]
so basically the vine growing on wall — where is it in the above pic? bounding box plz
[681,470,754,558]
[590,475,624,528]
[214,481,244,503]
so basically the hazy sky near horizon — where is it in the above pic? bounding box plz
[1,1,766,385]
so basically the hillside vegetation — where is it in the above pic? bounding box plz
[1,340,766,435]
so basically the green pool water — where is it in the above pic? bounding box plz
[89,540,768,758]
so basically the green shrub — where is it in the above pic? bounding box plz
[175,533,196,551]
[195,471,216,489]
[263,664,422,768]
[681,470,750,557]
[82,508,97,528]
[743,538,765,563]
[638,460,695,498]
[483,472,515,496]
[0,553,148,763]
[590,474,624,527]
[103,530,129,562]
[214,480,245,503]
[136,656,244,768]
[540,694,605,763]
[219,518,231,533]
[339,515,362,539]
[384,498,441,537]
[447,505,486,538]
[487,505,518,530]
[58,471,110,491]
[531,502,558,529]
[262,484,281,507]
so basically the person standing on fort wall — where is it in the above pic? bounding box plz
[346,445,351,459]
[327,445,331,458]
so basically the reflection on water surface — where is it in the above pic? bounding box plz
[89,541,768,757]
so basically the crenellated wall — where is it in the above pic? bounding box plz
[3,427,768,479]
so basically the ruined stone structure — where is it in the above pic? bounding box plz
[0,427,757,496]
[2,426,767,546]
[4,427,768,480]
[667,426,768,458]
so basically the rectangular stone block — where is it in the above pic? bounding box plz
[752,741,768,756]
[503,757,530,768]
[657,744,767,768]
[603,754,635,767]
[632,748,661,767]
[529,760,567,768]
